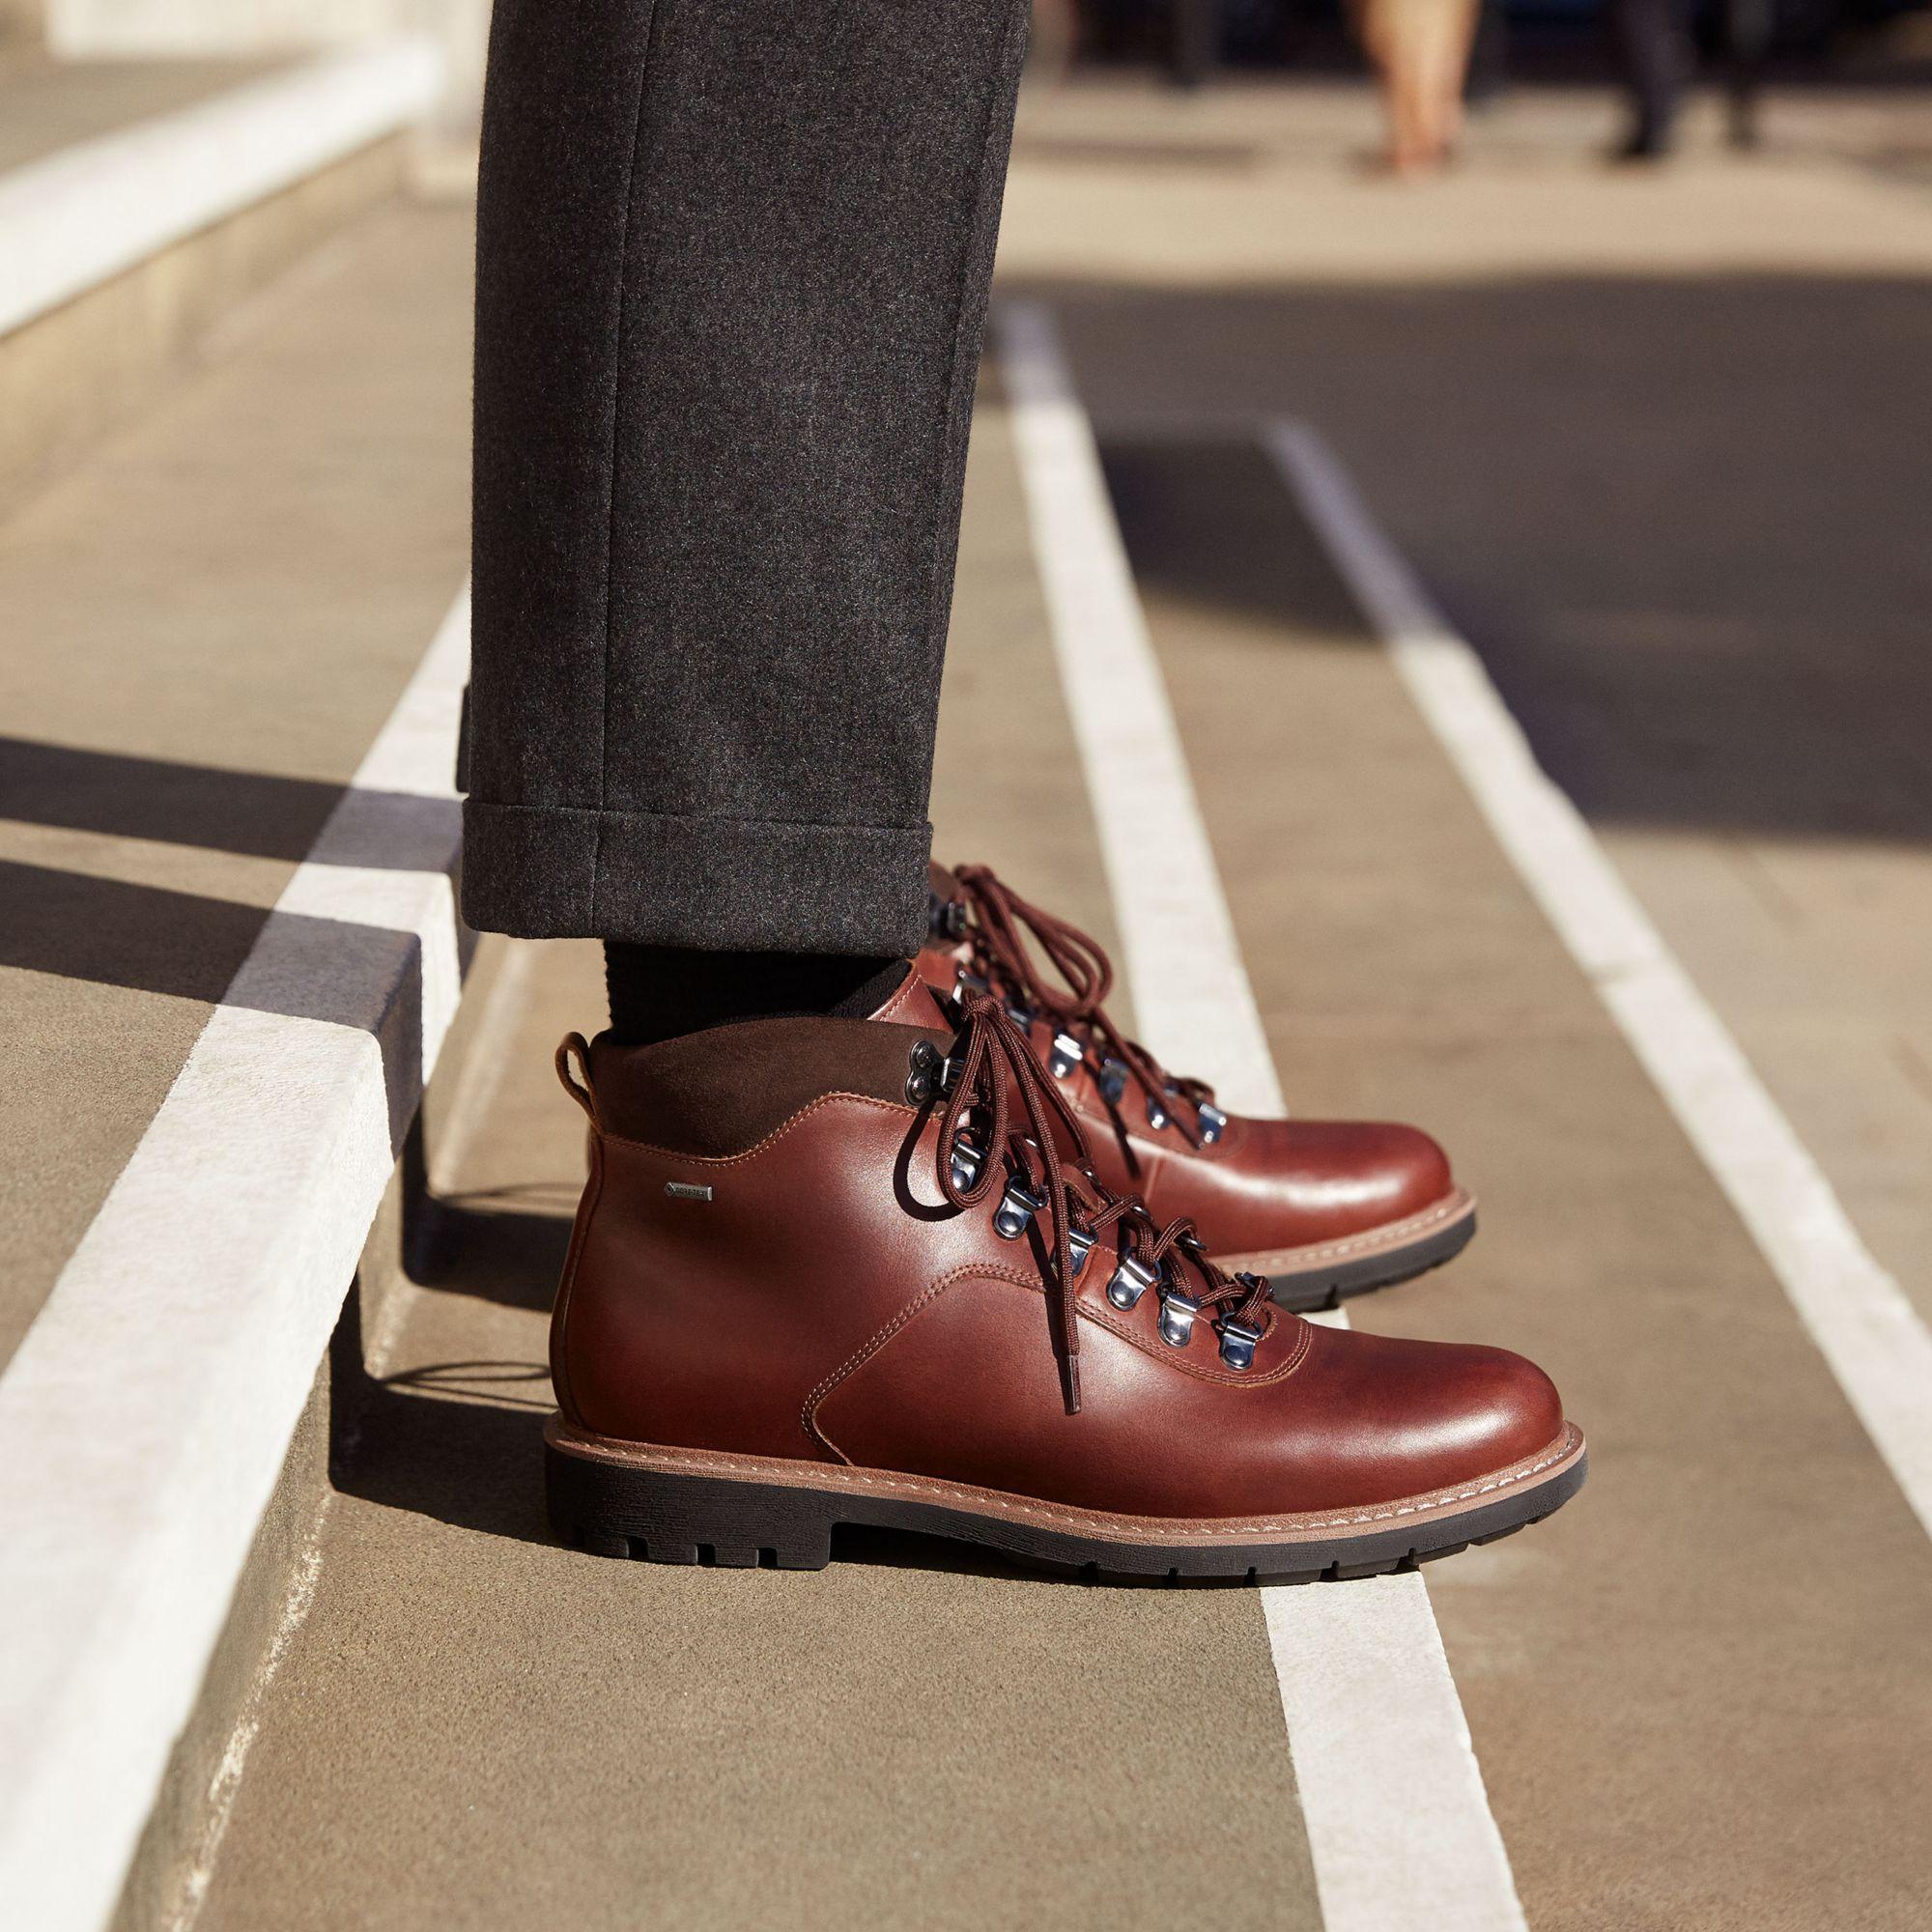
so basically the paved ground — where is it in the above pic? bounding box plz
[8,68,1932,1932]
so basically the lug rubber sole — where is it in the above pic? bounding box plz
[545,1415,1585,1582]
[1215,1189,1479,1315]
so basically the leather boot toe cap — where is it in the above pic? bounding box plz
[1229,1116,1456,1236]
[1276,1322,1568,1508]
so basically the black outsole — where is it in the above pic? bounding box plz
[1263,1207,1479,1315]
[546,1435,1585,1583]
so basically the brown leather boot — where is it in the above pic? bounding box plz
[922,864,1476,1313]
[543,980,1584,1577]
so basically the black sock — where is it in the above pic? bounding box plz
[603,945,909,1048]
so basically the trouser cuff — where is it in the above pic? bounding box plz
[460,800,932,955]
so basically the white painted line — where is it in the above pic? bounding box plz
[0,588,470,1932]
[994,305,1279,1118]
[997,302,1529,1932]
[0,37,444,338]
[1267,418,1932,1548]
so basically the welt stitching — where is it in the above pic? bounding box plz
[1231,1193,1466,1267]
[567,1434,1580,1537]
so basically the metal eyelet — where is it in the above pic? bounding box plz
[1065,1227,1095,1278]
[992,1177,1047,1240]
[952,966,990,1004]
[949,1136,984,1194]
[905,1038,961,1107]
[1215,1316,1264,1372]
[1197,1101,1228,1146]
[1005,998,1037,1031]
[1105,1253,1158,1311]
[1157,1289,1202,1349]
[929,895,969,941]
[1047,1030,1084,1080]
[1146,1094,1170,1131]
[1097,1058,1129,1107]
[905,1039,942,1105]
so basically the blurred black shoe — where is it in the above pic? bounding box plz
[1609,125,1674,164]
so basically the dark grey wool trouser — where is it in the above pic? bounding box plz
[460,0,1031,956]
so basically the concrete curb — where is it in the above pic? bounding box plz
[0,36,444,338]
[0,591,470,1932]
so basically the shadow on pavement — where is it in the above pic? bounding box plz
[0,860,434,1149]
[1025,270,1932,853]
[0,735,459,867]
[408,1191,577,1312]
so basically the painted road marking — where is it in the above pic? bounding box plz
[1266,418,1932,1552]
[998,301,1530,1932]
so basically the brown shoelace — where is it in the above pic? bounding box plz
[948,865,1222,1151]
[934,993,1274,1415]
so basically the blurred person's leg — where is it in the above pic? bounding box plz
[1169,0,1220,89]
[1411,0,1479,160]
[1358,0,1474,173]
[1463,0,1510,109]
[1609,0,1690,159]
[1354,0,1415,170]
[464,0,1030,1038]
[1028,0,1080,89]
[1723,0,1772,149]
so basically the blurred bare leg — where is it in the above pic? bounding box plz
[1356,0,1479,174]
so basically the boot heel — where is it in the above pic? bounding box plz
[546,1437,836,1571]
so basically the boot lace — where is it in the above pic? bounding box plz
[934,993,1275,1415]
[944,865,1225,1154]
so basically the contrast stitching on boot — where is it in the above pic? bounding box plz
[801,1264,1040,1460]
[873,974,934,1025]
[805,1266,1313,1420]
[548,1135,606,1424]
[1080,1298,1315,1386]
[556,1430,1581,1538]
[604,1102,1315,1385]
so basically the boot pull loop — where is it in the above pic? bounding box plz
[554,1033,601,1128]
